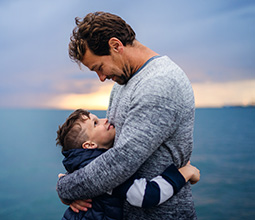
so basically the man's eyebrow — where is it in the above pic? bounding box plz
[90,64,97,71]
[90,63,103,71]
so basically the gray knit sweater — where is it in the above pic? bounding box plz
[57,56,196,219]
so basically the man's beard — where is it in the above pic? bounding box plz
[115,64,134,85]
[115,75,129,85]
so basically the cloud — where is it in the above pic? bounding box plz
[44,79,255,109]
[0,0,254,109]
[44,79,114,110]
[1,77,254,110]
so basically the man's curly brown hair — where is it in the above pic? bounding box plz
[69,11,136,64]
[56,109,90,152]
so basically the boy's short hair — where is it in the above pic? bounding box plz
[56,109,90,152]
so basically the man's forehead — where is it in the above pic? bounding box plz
[82,48,97,70]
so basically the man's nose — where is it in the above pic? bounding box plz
[97,72,107,82]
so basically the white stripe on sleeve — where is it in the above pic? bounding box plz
[126,178,147,207]
[151,176,174,205]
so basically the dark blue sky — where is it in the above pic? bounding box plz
[0,0,254,108]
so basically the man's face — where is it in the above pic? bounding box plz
[82,47,131,85]
[80,113,115,149]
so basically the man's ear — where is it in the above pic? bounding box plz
[82,141,98,149]
[108,37,123,53]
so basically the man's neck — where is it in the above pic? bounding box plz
[125,40,159,74]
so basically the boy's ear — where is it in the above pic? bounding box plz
[82,141,98,149]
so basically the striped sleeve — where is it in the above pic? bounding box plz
[112,164,186,208]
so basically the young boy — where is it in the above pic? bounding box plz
[56,109,200,220]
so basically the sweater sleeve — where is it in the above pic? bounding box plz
[56,74,191,201]
[112,164,186,208]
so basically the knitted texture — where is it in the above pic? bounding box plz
[57,56,196,219]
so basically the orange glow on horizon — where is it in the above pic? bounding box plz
[193,80,255,108]
[44,79,255,110]
[46,81,114,110]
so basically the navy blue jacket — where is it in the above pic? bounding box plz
[61,148,123,220]
[60,148,186,220]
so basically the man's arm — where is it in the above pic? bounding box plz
[57,78,191,201]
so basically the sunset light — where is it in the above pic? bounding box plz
[46,80,114,110]
[0,1,254,220]
[41,79,255,110]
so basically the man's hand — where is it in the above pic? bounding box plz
[69,199,92,213]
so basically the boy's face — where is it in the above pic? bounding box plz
[80,113,115,149]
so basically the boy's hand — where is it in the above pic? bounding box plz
[57,173,92,212]
[189,164,200,184]
[178,161,200,184]
[70,199,92,213]
[58,173,66,178]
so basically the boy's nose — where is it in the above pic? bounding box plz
[103,118,108,124]
[99,118,108,124]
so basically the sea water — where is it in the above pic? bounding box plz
[0,108,254,220]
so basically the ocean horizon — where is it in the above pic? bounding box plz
[0,107,254,219]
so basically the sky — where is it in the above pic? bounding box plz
[0,0,254,110]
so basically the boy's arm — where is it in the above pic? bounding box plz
[112,163,200,208]
[112,163,199,208]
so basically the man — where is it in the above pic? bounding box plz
[57,11,197,219]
